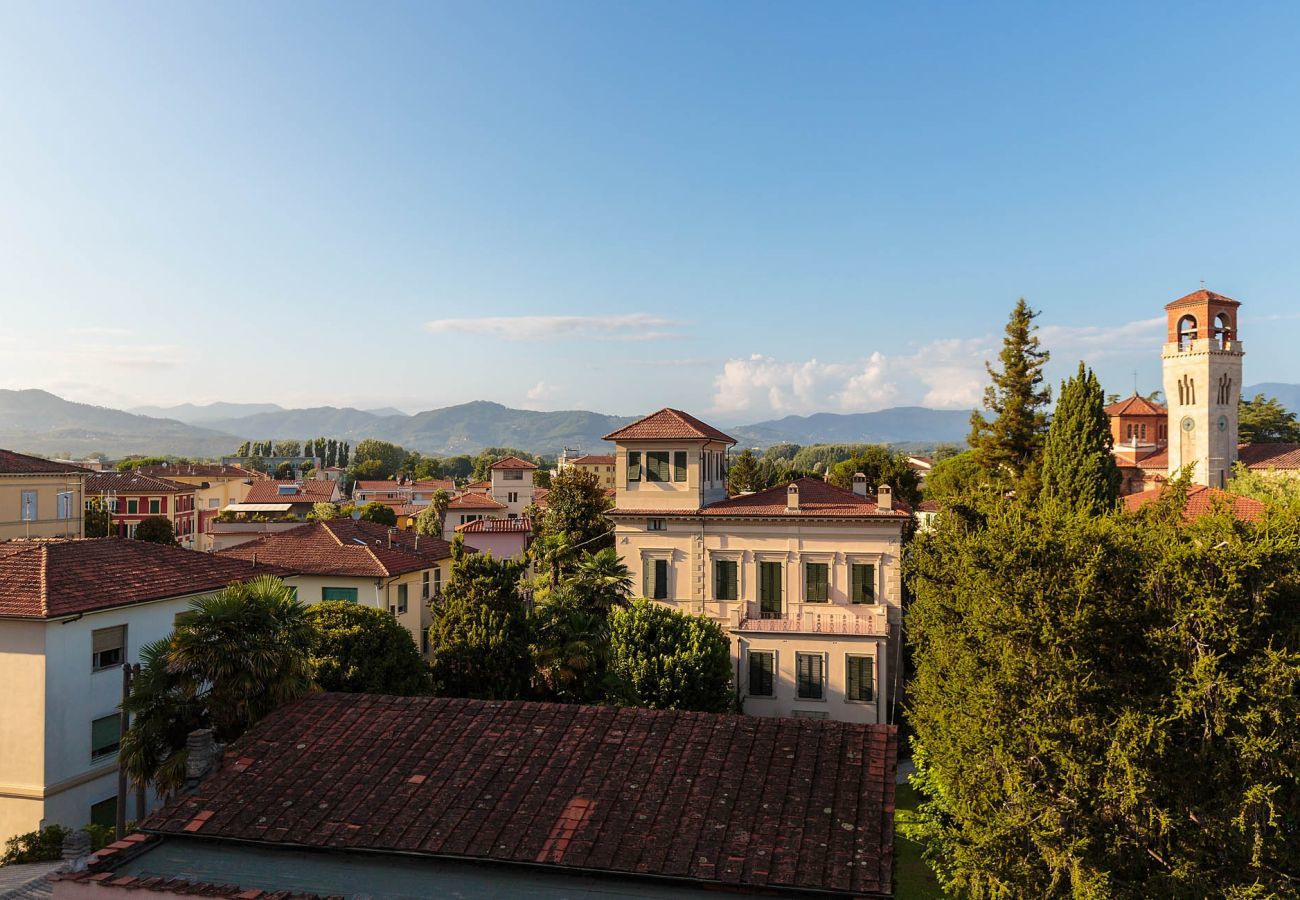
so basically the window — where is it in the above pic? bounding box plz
[396,583,408,615]
[759,561,782,617]
[805,562,829,602]
[92,626,125,671]
[846,655,875,702]
[627,451,642,482]
[748,650,775,697]
[91,714,120,761]
[421,630,429,655]
[644,558,668,600]
[126,499,139,515]
[20,491,37,521]
[57,491,74,520]
[672,451,687,483]
[422,571,431,600]
[851,563,876,604]
[507,492,518,503]
[647,518,666,531]
[796,653,825,700]
[90,797,117,828]
[322,587,359,602]
[433,567,442,597]
[644,452,671,482]
[503,469,523,481]
[208,498,220,509]
[714,559,738,601]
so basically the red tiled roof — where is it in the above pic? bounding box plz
[456,516,533,534]
[1165,288,1240,309]
[568,454,615,466]
[217,519,453,578]
[353,480,407,493]
[612,477,910,520]
[0,449,86,475]
[447,493,507,510]
[136,464,265,480]
[411,479,456,492]
[1238,442,1300,471]
[86,471,197,495]
[1113,446,1168,470]
[244,480,339,504]
[0,538,290,619]
[141,693,898,897]
[915,500,941,513]
[488,456,538,470]
[603,408,736,444]
[1123,485,1266,522]
[463,480,491,491]
[1105,393,1168,417]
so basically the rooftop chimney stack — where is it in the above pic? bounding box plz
[786,483,800,511]
[877,484,893,511]
[852,473,868,497]
[185,728,216,788]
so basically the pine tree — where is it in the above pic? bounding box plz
[339,442,350,468]
[235,441,250,457]
[968,298,1051,495]
[326,439,338,468]
[727,449,760,494]
[1041,362,1120,515]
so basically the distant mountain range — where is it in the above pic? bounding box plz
[3,383,1295,460]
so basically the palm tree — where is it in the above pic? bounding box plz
[569,547,633,612]
[120,576,312,796]
[531,594,608,703]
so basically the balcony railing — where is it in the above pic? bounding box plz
[734,602,887,636]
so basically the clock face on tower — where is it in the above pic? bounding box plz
[1218,415,1229,432]
[1181,417,1195,433]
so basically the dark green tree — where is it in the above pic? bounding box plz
[306,601,431,695]
[235,441,251,457]
[350,439,407,480]
[413,490,450,537]
[826,446,922,507]
[273,440,301,458]
[531,592,610,703]
[727,448,761,494]
[133,516,177,545]
[84,498,112,537]
[531,467,612,572]
[1040,362,1120,515]
[358,501,398,526]
[968,298,1051,496]
[608,600,733,712]
[326,439,338,468]
[922,450,984,503]
[1238,393,1300,444]
[338,441,350,468]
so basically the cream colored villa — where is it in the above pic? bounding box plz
[0,450,85,541]
[605,409,909,724]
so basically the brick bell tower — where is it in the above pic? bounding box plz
[1160,289,1244,488]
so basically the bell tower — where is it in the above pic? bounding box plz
[1160,289,1244,488]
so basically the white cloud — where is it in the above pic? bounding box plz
[1039,317,1164,360]
[424,313,686,342]
[526,380,550,401]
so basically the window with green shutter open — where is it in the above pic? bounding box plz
[748,650,775,697]
[644,451,671,482]
[805,562,829,602]
[644,558,668,599]
[714,559,738,600]
[846,655,875,702]
[627,451,642,482]
[796,653,825,699]
[850,563,876,604]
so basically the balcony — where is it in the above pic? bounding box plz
[733,602,888,636]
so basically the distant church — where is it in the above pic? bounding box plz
[1108,289,1300,495]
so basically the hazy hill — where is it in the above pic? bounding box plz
[729,407,972,447]
[0,390,237,458]
[1244,382,1300,410]
[129,401,284,423]
[203,406,399,441]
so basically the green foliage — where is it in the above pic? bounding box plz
[921,450,983,503]
[412,455,443,480]
[1229,462,1300,512]
[905,493,1300,897]
[762,442,802,462]
[84,498,112,537]
[413,490,450,537]
[442,454,474,480]
[470,447,540,482]
[358,501,397,526]
[115,456,172,471]
[968,298,1051,496]
[308,501,344,521]
[306,601,431,695]
[930,442,963,462]
[273,440,301,457]
[1040,362,1120,515]
[120,576,312,796]
[825,446,922,507]
[132,516,177,545]
[2,824,69,865]
[350,439,407,480]
[531,591,611,703]
[1238,393,1300,444]
[608,600,733,712]
[727,448,761,494]
[532,467,612,577]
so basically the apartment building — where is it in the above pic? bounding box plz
[487,457,537,517]
[211,479,342,550]
[558,452,617,488]
[134,464,265,551]
[605,409,909,725]
[84,472,199,548]
[0,450,85,541]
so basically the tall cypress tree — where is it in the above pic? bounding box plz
[968,298,1051,495]
[1041,362,1120,514]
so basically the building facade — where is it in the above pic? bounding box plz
[84,472,199,548]
[605,409,908,725]
[487,457,537,517]
[0,450,85,541]
[558,453,616,488]
[135,464,265,551]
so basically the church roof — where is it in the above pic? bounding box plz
[1105,393,1167,417]
[1165,289,1240,310]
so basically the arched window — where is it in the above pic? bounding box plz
[1213,313,1232,349]
[1177,315,1198,350]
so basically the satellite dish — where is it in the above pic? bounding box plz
[350,509,363,521]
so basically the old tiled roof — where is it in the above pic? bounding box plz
[1123,485,1266,522]
[411,479,456,492]
[0,538,289,619]
[447,493,507,510]
[1238,442,1300,471]
[1165,288,1240,309]
[135,464,264,480]
[1105,393,1168,417]
[1113,446,1168,470]
[85,472,197,495]
[612,477,910,520]
[142,693,898,897]
[603,408,736,444]
[456,516,533,534]
[217,520,453,578]
[0,449,86,475]
[463,480,491,490]
[567,454,615,466]
[488,456,538,470]
[353,480,409,493]
[244,480,338,503]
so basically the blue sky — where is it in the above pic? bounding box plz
[2,2,1298,423]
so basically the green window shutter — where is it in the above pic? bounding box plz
[643,558,655,598]
[797,654,824,699]
[851,564,876,604]
[628,451,641,482]
[749,651,774,696]
[654,559,668,599]
[760,561,782,614]
[323,587,359,602]
[806,563,828,602]
[716,560,737,600]
[91,715,120,758]
[673,451,688,482]
[847,656,875,701]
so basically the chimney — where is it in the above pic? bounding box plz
[62,828,91,865]
[388,527,396,549]
[852,472,868,497]
[786,483,800,511]
[185,728,216,787]
[877,484,893,511]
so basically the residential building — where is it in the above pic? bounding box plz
[558,452,616,488]
[84,472,198,548]
[134,464,265,551]
[443,491,508,534]
[0,538,293,842]
[56,693,898,899]
[488,456,537,517]
[455,515,533,560]
[217,519,454,654]
[0,450,85,541]
[605,408,909,725]
[906,455,933,485]
[211,479,342,550]
[352,479,456,524]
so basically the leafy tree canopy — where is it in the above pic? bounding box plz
[1040,362,1120,515]
[1238,393,1300,444]
[922,450,983,503]
[133,516,177,545]
[350,439,408,480]
[825,446,922,507]
[358,501,397,527]
[532,467,612,567]
[84,498,112,537]
[306,601,431,695]
[608,600,733,712]
[413,490,450,537]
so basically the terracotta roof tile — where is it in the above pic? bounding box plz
[488,456,538,470]
[0,538,290,619]
[1165,288,1240,309]
[1104,393,1168,417]
[1237,442,1300,471]
[217,520,453,578]
[1123,485,1266,522]
[447,493,507,510]
[603,409,736,444]
[612,478,909,520]
[244,480,339,504]
[566,454,615,466]
[86,472,197,495]
[0,449,87,475]
[140,693,898,897]
[456,516,533,534]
